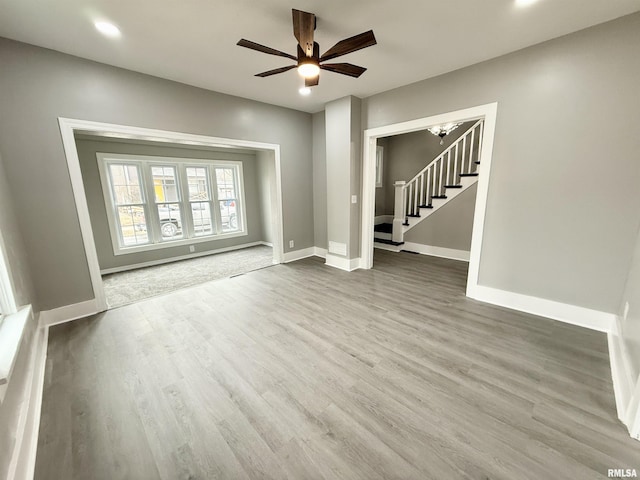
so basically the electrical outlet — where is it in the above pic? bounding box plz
[189,245,195,253]
[289,240,294,248]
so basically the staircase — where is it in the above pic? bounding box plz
[374,119,484,250]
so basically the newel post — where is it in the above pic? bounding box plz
[392,181,406,243]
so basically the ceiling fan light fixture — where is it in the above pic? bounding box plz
[297,62,320,78]
[299,87,311,95]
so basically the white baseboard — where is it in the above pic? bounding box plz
[325,254,361,272]
[609,316,640,440]
[609,318,635,421]
[313,247,328,259]
[283,247,317,263]
[469,284,615,333]
[373,242,401,253]
[39,299,101,328]
[374,215,393,225]
[402,242,470,262]
[7,324,48,480]
[283,246,329,263]
[100,241,272,274]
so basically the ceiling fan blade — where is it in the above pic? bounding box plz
[255,65,297,77]
[320,30,377,62]
[305,75,319,87]
[237,39,296,61]
[292,9,316,57]
[320,63,367,78]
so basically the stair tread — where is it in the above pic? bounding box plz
[407,214,420,218]
[444,185,462,189]
[431,195,447,199]
[459,173,479,177]
[374,238,405,246]
[419,204,433,209]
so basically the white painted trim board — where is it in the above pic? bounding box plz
[313,247,328,259]
[6,322,48,480]
[361,102,498,287]
[401,242,470,262]
[325,254,361,272]
[283,247,316,263]
[373,243,401,253]
[100,241,272,274]
[470,284,614,333]
[0,306,32,390]
[608,316,640,439]
[39,299,100,328]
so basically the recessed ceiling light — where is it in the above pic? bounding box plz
[95,21,121,38]
[515,0,538,7]
[299,87,311,96]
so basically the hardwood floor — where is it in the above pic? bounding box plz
[35,250,639,479]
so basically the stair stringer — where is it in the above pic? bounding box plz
[402,173,479,234]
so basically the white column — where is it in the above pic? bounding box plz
[392,180,406,243]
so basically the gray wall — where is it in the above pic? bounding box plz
[404,183,477,251]
[619,227,640,381]
[326,96,362,259]
[312,112,327,250]
[75,137,266,271]
[0,153,38,479]
[256,150,275,245]
[361,13,640,313]
[0,37,313,311]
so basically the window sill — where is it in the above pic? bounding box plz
[113,230,249,256]
[0,305,33,401]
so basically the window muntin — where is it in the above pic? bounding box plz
[98,154,246,254]
[108,163,149,246]
[215,167,240,233]
[151,166,184,240]
[186,167,214,237]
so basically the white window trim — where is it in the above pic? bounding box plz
[0,230,18,318]
[96,152,248,256]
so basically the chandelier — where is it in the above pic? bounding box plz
[428,122,462,145]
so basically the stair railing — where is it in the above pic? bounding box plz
[400,119,483,220]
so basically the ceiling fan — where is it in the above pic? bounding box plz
[237,8,376,87]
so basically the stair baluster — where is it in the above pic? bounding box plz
[384,119,484,246]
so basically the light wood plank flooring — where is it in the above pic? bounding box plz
[35,251,639,479]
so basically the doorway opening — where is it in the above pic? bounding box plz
[361,103,498,297]
[59,118,285,312]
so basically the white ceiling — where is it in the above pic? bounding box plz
[1,0,638,113]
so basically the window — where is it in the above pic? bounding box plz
[108,163,149,246]
[97,154,246,254]
[375,146,384,188]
